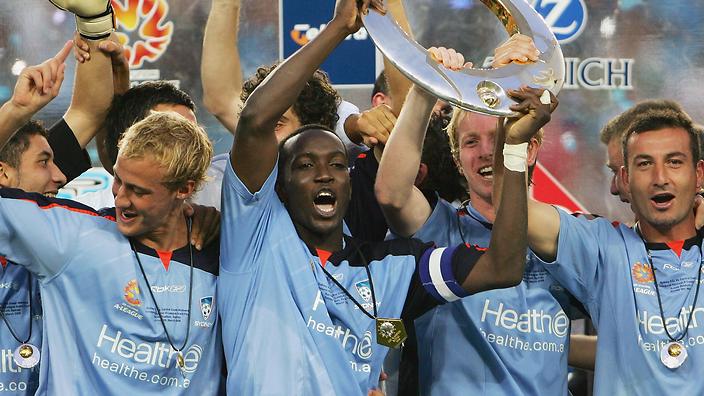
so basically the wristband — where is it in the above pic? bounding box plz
[76,13,115,40]
[503,142,528,172]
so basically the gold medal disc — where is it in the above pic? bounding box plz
[668,343,683,357]
[19,344,33,358]
[660,341,687,369]
[375,318,407,349]
[13,343,40,368]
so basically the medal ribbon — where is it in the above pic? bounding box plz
[0,271,33,346]
[646,248,703,343]
[317,244,378,320]
[130,217,194,359]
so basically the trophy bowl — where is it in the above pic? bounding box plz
[363,0,565,117]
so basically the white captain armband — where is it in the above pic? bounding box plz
[418,243,486,303]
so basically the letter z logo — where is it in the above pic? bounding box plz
[530,0,587,44]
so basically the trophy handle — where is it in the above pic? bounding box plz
[363,0,565,117]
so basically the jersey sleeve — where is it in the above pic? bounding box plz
[0,189,104,280]
[412,196,458,244]
[190,153,228,211]
[220,155,286,273]
[48,118,92,182]
[403,242,484,321]
[532,208,610,309]
[335,100,367,161]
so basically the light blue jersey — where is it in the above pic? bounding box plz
[537,208,704,395]
[405,198,574,396]
[219,159,481,395]
[0,261,41,395]
[0,189,222,395]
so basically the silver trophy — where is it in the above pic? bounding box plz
[363,0,564,116]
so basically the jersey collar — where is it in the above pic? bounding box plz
[310,235,369,267]
[642,232,702,255]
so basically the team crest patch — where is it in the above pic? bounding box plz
[632,262,654,284]
[123,279,142,306]
[200,296,213,321]
[355,280,372,303]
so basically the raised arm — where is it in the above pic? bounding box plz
[62,33,116,148]
[201,0,243,134]
[231,0,385,192]
[0,41,71,150]
[460,86,553,293]
[376,46,470,237]
[49,0,117,149]
[527,192,561,260]
[414,86,551,298]
[491,87,561,262]
[377,37,539,237]
[375,83,436,237]
[52,34,127,182]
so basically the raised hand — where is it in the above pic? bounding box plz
[504,86,557,144]
[98,38,130,95]
[428,47,473,71]
[492,34,540,67]
[73,32,130,95]
[346,104,397,147]
[332,0,385,35]
[11,40,72,115]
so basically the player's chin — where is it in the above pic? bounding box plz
[116,219,144,238]
[309,216,343,235]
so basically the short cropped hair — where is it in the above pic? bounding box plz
[696,124,704,160]
[600,100,682,145]
[372,72,389,100]
[622,109,700,169]
[105,81,196,165]
[276,124,345,181]
[117,112,212,190]
[241,63,340,130]
[0,120,49,168]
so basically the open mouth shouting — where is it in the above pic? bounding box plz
[117,207,139,224]
[313,189,337,218]
[478,166,493,181]
[650,192,675,210]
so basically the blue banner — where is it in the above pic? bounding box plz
[280,0,377,85]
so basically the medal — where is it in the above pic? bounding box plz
[0,273,38,370]
[13,343,39,368]
[375,318,407,349]
[176,352,187,378]
[660,341,687,369]
[317,244,410,350]
[641,242,703,370]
